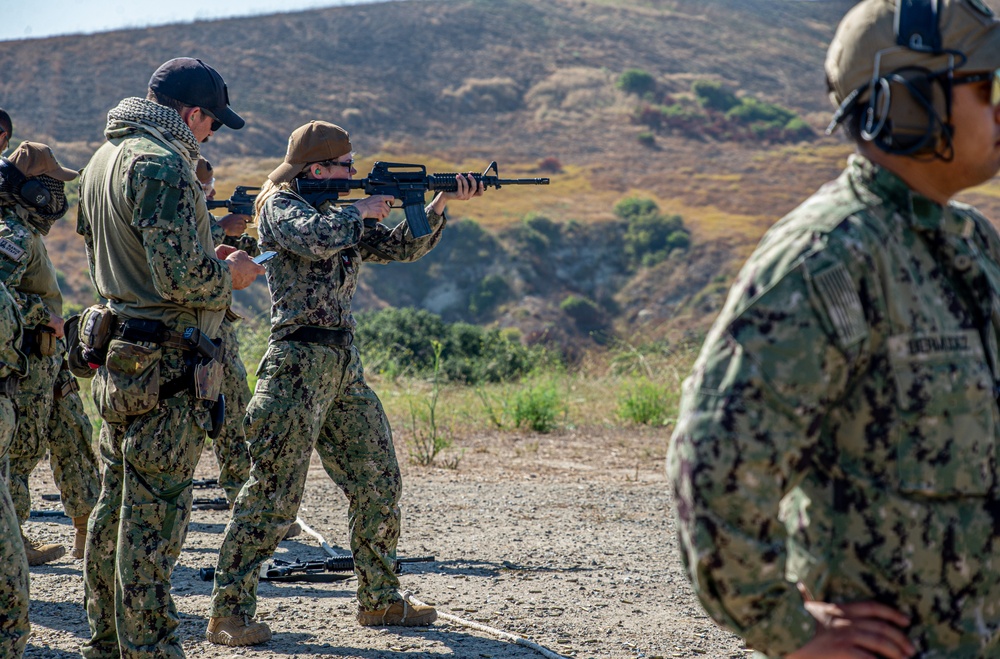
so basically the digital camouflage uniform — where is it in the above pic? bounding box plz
[0,203,99,524]
[210,190,446,619]
[47,359,99,519]
[77,97,231,659]
[211,316,252,504]
[0,283,29,657]
[207,223,256,505]
[668,155,1000,658]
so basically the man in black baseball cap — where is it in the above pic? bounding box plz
[77,53,263,659]
[149,57,244,132]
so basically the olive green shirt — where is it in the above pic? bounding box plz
[77,129,230,338]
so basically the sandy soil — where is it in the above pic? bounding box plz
[21,426,748,659]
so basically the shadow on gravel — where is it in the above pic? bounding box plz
[24,647,83,658]
[256,583,356,599]
[255,630,531,657]
[27,601,89,636]
[186,521,227,534]
[28,565,82,577]
[421,558,600,578]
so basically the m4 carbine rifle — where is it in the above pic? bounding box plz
[292,161,550,238]
[198,555,434,583]
[206,185,259,217]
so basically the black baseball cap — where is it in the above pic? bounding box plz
[148,57,245,130]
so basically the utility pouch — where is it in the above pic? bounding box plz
[37,327,56,357]
[65,314,96,379]
[93,339,161,422]
[79,304,117,366]
[53,376,79,400]
[193,359,223,402]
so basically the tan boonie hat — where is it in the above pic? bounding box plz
[7,141,77,182]
[269,121,352,184]
[196,157,213,185]
[827,0,1000,106]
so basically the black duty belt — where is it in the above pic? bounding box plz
[279,326,354,347]
[0,374,19,399]
[114,320,219,361]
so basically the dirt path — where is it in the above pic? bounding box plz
[22,427,747,658]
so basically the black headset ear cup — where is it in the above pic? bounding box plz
[19,179,51,209]
[0,159,52,210]
[865,66,945,155]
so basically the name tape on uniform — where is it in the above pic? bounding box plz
[0,238,25,262]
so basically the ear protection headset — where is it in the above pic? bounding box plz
[829,0,966,159]
[865,0,951,156]
[0,159,52,209]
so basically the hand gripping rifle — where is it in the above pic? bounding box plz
[291,161,550,238]
[206,185,259,217]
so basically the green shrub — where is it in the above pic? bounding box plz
[614,196,661,223]
[468,273,511,317]
[637,131,656,146]
[512,378,566,433]
[617,378,673,425]
[666,230,691,251]
[560,295,607,334]
[783,116,815,140]
[237,320,273,391]
[356,307,446,374]
[691,80,740,112]
[659,103,702,120]
[468,327,544,383]
[725,97,796,127]
[356,308,548,384]
[617,68,656,96]
[523,213,562,242]
[616,196,690,268]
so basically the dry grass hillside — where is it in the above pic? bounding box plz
[1,0,852,163]
[11,0,1000,342]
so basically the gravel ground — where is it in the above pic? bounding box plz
[21,426,748,659]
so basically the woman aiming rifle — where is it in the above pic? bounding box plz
[205,120,483,646]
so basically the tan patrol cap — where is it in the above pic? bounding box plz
[196,157,213,185]
[826,0,1000,106]
[269,121,352,184]
[6,141,78,182]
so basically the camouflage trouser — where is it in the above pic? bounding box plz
[82,351,207,659]
[9,349,59,522]
[10,347,99,522]
[0,394,29,657]
[210,340,402,618]
[209,319,251,505]
[46,364,100,519]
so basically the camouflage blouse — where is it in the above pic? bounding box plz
[256,190,445,340]
[669,155,1000,658]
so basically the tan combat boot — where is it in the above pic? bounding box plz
[71,515,90,560]
[22,531,66,566]
[206,615,272,646]
[357,600,438,627]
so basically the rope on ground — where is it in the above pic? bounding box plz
[402,590,571,659]
[295,515,570,659]
[294,516,347,558]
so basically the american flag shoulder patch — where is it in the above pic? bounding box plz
[812,262,867,348]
